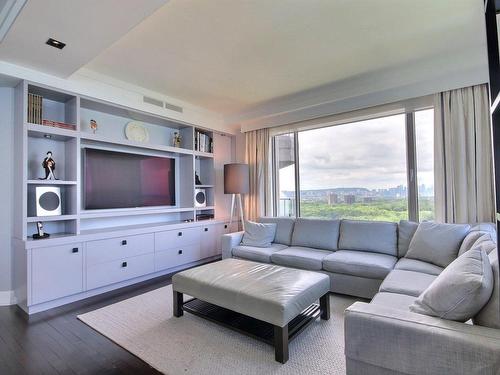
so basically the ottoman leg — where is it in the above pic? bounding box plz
[274,325,289,364]
[320,293,330,320]
[173,291,183,317]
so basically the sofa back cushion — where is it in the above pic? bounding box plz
[458,223,497,256]
[339,220,398,256]
[473,235,500,328]
[258,217,295,246]
[291,218,340,251]
[405,222,470,268]
[398,220,419,257]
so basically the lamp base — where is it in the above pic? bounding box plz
[229,194,245,230]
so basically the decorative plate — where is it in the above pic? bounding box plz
[125,121,149,143]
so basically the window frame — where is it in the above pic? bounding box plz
[272,108,433,222]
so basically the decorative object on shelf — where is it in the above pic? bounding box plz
[194,188,207,208]
[41,151,57,180]
[224,163,249,230]
[35,186,61,216]
[172,132,182,147]
[41,119,76,131]
[195,130,213,153]
[27,93,43,124]
[90,119,98,134]
[125,121,149,143]
[32,221,50,240]
[195,173,203,186]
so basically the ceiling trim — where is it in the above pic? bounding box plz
[0,0,26,42]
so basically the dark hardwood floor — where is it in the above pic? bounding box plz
[0,275,177,375]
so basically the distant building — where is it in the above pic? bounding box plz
[344,194,356,204]
[363,197,374,203]
[328,192,339,205]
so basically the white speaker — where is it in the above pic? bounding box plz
[36,186,62,216]
[194,188,206,208]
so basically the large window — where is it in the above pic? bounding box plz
[273,109,434,222]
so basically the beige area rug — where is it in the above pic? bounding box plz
[78,285,361,375]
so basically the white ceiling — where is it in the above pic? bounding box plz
[0,0,488,118]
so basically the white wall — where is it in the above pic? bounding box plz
[0,87,14,300]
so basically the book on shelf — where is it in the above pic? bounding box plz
[27,93,43,124]
[41,119,76,131]
[194,130,213,153]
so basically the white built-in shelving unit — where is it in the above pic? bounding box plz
[15,80,220,241]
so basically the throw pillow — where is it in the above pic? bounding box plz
[409,247,494,322]
[241,220,277,248]
[398,220,419,257]
[405,221,470,267]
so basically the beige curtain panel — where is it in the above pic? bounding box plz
[244,128,272,221]
[434,83,496,224]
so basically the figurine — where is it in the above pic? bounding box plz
[195,173,202,186]
[41,151,57,180]
[90,119,98,134]
[173,132,182,147]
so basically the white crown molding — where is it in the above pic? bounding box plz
[0,290,16,306]
[0,0,26,43]
[229,48,489,132]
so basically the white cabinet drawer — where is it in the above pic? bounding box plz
[86,253,155,290]
[155,243,202,271]
[86,233,154,266]
[31,243,83,305]
[155,227,200,251]
[200,224,218,259]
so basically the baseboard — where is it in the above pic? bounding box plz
[0,290,16,306]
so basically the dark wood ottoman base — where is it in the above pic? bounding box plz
[173,290,330,363]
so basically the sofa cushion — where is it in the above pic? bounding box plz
[405,221,470,268]
[323,250,397,279]
[410,247,493,322]
[291,218,340,251]
[370,292,417,311]
[398,220,419,257]
[241,220,277,248]
[271,247,332,271]
[258,217,295,246]
[339,220,398,256]
[232,243,288,263]
[458,230,487,257]
[473,240,500,328]
[394,258,443,276]
[379,270,437,297]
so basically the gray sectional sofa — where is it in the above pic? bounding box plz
[221,217,500,375]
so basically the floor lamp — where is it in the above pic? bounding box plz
[224,163,249,230]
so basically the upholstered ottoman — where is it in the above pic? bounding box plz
[172,258,330,363]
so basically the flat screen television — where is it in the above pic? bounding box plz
[84,148,176,209]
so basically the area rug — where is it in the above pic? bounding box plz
[78,285,361,375]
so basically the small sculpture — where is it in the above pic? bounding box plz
[195,173,203,186]
[90,119,98,134]
[41,151,57,180]
[173,132,182,148]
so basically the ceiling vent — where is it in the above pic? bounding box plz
[0,0,26,43]
[143,95,183,113]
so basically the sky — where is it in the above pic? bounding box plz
[278,109,434,192]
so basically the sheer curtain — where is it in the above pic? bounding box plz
[244,128,272,221]
[434,84,495,223]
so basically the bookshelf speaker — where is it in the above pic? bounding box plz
[194,188,207,208]
[36,186,62,216]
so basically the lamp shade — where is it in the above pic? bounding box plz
[224,163,249,194]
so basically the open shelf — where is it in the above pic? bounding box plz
[26,214,78,223]
[195,185,214,188]
[194,151,214,158]
[80,207,195,219]
[27,179,77,185]
[27,123,77,141]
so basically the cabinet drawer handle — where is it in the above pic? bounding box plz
[178,250,183,255]
[72,247,79,253]
[224,225,228,229]
[204,228,208,232]
[121,240,127,246]
[122,262,127,268]
[178,232,182,236]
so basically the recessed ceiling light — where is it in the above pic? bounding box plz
[46,38,66,49]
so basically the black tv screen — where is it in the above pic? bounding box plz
[84,148,176,209]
